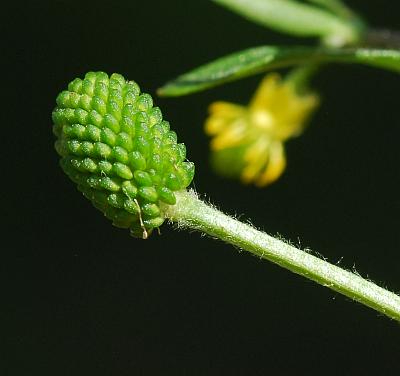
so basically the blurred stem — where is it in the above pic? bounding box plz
[285,64,320,93]
[364,29,400,49]
[164,190,400,322]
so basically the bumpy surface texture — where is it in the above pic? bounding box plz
[53,71,194,238]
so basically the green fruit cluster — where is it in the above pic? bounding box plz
[53,71,194,238]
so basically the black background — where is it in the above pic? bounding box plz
[5,0,400,374]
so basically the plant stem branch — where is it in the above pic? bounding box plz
[364,29,400,50]
[164,190,400,321]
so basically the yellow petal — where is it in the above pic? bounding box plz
[255,142,286,187]
[205,101,248,136]
[243,137,270,164]
[205,116,230,135]
[241,161,264,184]
[248,74,319,141]
[240,138,270,184]
[249,74,281,110]
[208,101,246,117]
[273,91,319,126]
[210,119,248,150]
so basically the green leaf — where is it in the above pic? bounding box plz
[305,0,365,30]
[306,0,355,17]
[213,0,359,46]
[158,46,400,97]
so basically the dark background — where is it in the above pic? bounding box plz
[5,0,400,374]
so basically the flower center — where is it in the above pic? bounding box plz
[251,110,275,131]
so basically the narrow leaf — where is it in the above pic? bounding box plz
[213,0,358,45]
[305,0,365,29]
[158,46,400,97]
[306,0,356,19]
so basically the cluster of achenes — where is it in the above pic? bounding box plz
[53,71,194,238]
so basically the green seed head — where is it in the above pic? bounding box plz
[53,71,195,238]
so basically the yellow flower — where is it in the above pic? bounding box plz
[205,73,319,187]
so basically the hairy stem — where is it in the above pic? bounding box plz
[164,190,400,321]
